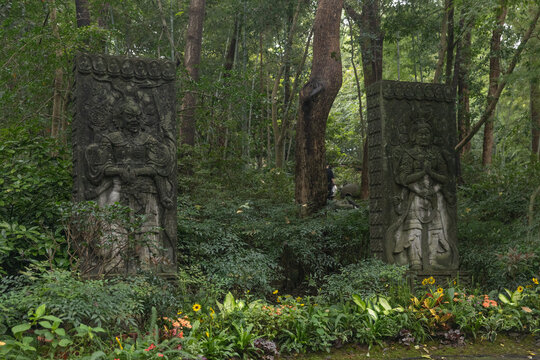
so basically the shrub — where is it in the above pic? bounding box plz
[318,259,408,302]
[0,269,179,333]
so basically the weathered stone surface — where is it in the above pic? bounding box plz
[366,80,458,271]
[72,54,177,275]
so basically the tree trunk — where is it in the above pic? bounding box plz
[295,0,343,215]
[347,16,369,200]
[75,0,91,28]
[180,0,206,147]
[344,0,383,200]
[532,76,540,159]
[50,1,64,140]
[482,0,507,167]
[445,0,454,85]
[530,6,540,160]
[433,0,449,83]
[457,15,472,156]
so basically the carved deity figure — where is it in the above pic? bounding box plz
[388,120,456,270]
[85,97,174,270]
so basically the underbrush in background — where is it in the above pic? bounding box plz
[458,160,540,290]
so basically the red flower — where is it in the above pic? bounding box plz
[158,354,164,357]
[144,343,156,351]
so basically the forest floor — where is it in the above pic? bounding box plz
[287,335,539,359]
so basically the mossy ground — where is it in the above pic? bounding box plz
[287,335,539,359]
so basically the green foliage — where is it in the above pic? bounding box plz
[318,259,408,302]
[458,161,540,290]
[0,269,173,334]
[0,127,71,274]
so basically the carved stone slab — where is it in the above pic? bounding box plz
[366,81,458,271]
[72,54,177,275]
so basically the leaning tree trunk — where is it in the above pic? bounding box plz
[295,0,343,215]
[180,0,206,146]
[482,0,508,167]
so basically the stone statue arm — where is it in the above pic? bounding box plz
[425,151,448,184]
[147,139,173,177]
[399,154,425,185]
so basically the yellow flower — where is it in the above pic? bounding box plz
[517,286,524,293]
[273,289,279,295]
[421,278,428,286]
[437,287,443,294]
[192,303,202,312]
[296,296,302,302]
[453,280,457,286]
[428,276,435,285]
[115,336,123,350]
[177,310,182,315]
[276,296,281,303]
[300,303,305,307]
[533,278,539,285]
[205,331,210,337]
[0,341,5,346]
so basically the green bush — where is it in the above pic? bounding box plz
[0,269,182,334]
[457,161,540,290]
[318,259,408,302]
[0,126,71,274]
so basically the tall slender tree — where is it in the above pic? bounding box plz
[482,0,508,167]
[344,0,383,200]
[180,0,206,147]
[295,0,343,214]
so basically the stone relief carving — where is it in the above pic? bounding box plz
[367,81,458,271]
[73,54,177,275]
[386,112,457,270]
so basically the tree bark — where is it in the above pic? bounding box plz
[532,75,540,159]
[75,0,91,28]
[295,0,343,215]
[445,0,454,84]
[433,0,449,83]
[455,7,540,152]
[344,0,383,200]
[457,15,473,156]
[530,6,540,160]
[50,1,63,140]
[179,0,206,147]
[347,16,369,200]
[482,0,507,167]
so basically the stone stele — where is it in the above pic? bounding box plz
[72,53,177,275]
[366,80,458,271]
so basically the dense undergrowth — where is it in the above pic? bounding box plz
[0,129,539,359]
